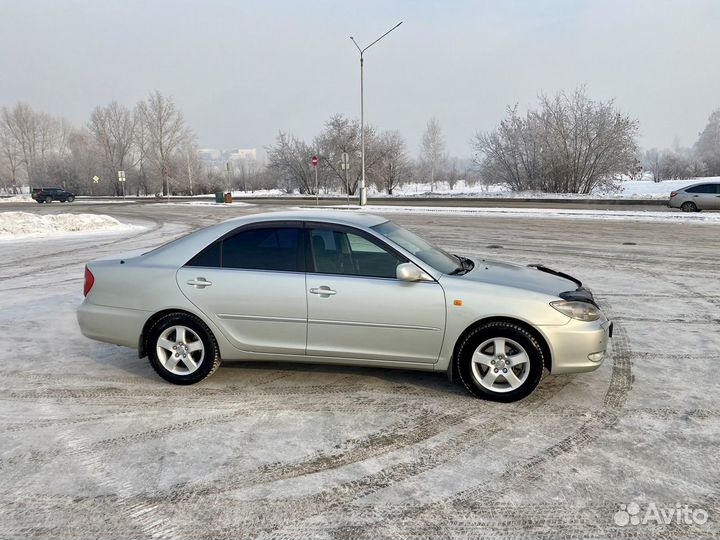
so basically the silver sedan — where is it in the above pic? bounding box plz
[77,211,612,402]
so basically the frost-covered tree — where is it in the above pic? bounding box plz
[138,91,189,196]
[420,117,446,192]
[694,110,720,176]
[473,87,639,194]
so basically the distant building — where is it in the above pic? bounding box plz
[229,148,257,162]
[198,148,222,161]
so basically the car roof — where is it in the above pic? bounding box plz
[682,181,720,189]
[223,210,388,228]
[140,210,390,265]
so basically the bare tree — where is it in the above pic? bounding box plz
[375,130,409,194]
[315,114,360,194]
[694,109,720,175]
[420,117,446,192]
[0,121,23,193]
[266,131,316,194]
[473,87,639,194]
[0,103,61,186]
[88,101,137,195]
[138,91,189,196]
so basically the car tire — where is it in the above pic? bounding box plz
[681,201,698,212]
[67,195,75,202]
[146,313,221,385]
[455,321,544,402]
[44,196,52,203]
[36,200,43,204]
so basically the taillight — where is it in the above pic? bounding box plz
[670,191,677,198]
[83,266,95,296]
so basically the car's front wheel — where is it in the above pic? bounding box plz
[455,322,544,402]
[67,195,75,202]
[147,313,221,385]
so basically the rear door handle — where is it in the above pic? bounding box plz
[187,278,212,288]
[309,286,336,296]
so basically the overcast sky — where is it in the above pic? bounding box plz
[1,0,719,158]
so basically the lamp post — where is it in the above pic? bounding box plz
[350,21,403,206]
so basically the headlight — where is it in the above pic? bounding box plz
[550,300,601,321]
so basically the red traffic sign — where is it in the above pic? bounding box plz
[311,155,318,167]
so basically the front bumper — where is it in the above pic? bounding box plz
[540,316,612,374]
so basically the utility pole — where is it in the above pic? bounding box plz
[350,21,403,206]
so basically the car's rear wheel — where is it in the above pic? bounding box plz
[681,201,698,212]
[455,322,544,402]
[147,313,221,385]
[36,199,44,204]
[44,195,52,203]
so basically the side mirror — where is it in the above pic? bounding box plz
[396,262,432,282]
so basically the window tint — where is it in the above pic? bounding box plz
[223,227,302,271]
[686,184,717,194]
[186,227,302,271]
[309,228,402,278]
[186,241,221,267]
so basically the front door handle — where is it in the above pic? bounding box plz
[310,286,337,296]
[187,278,212,288]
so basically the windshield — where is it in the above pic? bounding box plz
[372,220,461,274]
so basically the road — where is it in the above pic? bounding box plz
[1,201,718,539]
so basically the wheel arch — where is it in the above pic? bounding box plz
[450,316,552,379]
[138,308,214,358]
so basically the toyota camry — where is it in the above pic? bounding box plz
[77,211,612,402]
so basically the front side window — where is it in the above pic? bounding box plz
[309,228,403,278]
[372,220,460,274]
[187,227,302,271]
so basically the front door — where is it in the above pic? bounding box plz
[305,225,446,364]
[177,225,307,355]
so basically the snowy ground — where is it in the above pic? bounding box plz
[0,203,718,539]
[0,212,140,239]
[315,204,720,224]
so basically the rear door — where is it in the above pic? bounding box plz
[712,184,720,209]
[305,224,446,364]
[176,223,308,355]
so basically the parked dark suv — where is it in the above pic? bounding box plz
[31,187,76,203]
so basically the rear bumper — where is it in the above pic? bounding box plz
[77,301,150,349]
[540,316,612,374]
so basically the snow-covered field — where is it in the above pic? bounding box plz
[1,204,718,539]
[317,204,720,224]
[0,212,139,239]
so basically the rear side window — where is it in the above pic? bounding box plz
[686,184,717,194]
[187,227,303,272]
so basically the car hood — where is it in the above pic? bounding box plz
[457,258,581,297]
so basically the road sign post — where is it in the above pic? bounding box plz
[341,152,350,205]
[225,162,233,194]
[311,156,319,205]
[117,170,126,198]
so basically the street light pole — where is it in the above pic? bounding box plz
[350,21,402,207]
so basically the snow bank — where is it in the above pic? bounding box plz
[384,178,718,199]
[0,212,134,238]
[0,195,33,203]
[316,205,720,224]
